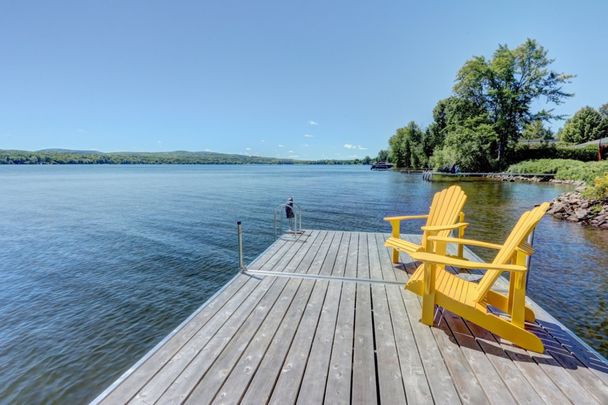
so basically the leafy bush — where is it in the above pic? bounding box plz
[507,159,584,174]
[507,159,608,183]
[557,161,608,183]
[582,175,608,200]
[508,144,598,163]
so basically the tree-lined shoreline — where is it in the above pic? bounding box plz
[376,38,608,227]
[0,149,368,165]
[379,39,608,173]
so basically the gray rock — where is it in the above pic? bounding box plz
[548,202,565,214]
[551,192,608,229]
[575,208,588,220]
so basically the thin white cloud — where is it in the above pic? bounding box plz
[308,120,319,126]
[288,154,299,158]
[288,150,295,153]
[204,148,213,152]
[277,144,285,148]
[304,134,314,138]
[303,143,309,147]
[245,147,252,151]
[344,144,367,150]
[260,139,265,143]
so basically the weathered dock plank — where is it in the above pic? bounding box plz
[93,230,608,405]
[367,233,407,405]
[297,248,344,403]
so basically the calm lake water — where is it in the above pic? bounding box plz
[0,165,606,403]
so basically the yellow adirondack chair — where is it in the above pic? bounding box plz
[384,185,468,264]
[406,202,550,353]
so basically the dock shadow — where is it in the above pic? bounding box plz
[401,261,608,376]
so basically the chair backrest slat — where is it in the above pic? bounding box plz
[425,186,467,240]
[473,203,550,303]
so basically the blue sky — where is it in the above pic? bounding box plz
[1,1,606,159]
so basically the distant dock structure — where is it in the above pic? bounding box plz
[92,230,608,404]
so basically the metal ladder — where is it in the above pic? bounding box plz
[273,202,304,238]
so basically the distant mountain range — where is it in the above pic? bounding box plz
[0,149,359,165]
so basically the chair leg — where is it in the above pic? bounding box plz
[421,293,435,325]
[434,240,447,272]
[508,275,516,314]
[457,211,465,259]
[421,262,436,325]
[392,248,400,264]
[390,220,401,264]
[511,273,526,328]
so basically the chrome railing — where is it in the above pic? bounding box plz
[273,202,303,238]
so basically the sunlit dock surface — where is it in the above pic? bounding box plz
[92,230,608,404]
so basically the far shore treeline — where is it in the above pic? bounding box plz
[0,149,370,165]
[377,39,608,173]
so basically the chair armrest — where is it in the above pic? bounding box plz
[420,222,469,232]
[427,236,503,250]
[409,252,527,272]
[427,236,535,255]
[384,214,428,222]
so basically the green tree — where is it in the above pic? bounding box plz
[522,120,553,142]
[454,39,573,164]
[599,103,608,119]
[389,127,408,167]
[430,123,498,172]
[402,138,412,168]
[424,96,489,162]
[388,121,426,168]
[376,149,389,162]
[362,155,372,164]
[560,106,608,144]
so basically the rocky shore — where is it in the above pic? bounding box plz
[485,173,585,186]
[452,173,607,228]
[485,173,549,182]
[548,191,608,228]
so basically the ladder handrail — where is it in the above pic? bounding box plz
[273,202,303,237]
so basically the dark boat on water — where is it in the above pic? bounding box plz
[370,161,393,170]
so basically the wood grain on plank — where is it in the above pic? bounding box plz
[184,277,302,404]
[297,280,343,404]
[218,230,330,404]
[269,280,330,404]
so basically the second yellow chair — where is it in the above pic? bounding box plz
[406,203,550,353]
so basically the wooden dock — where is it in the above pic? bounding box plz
[92,230,608,404]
